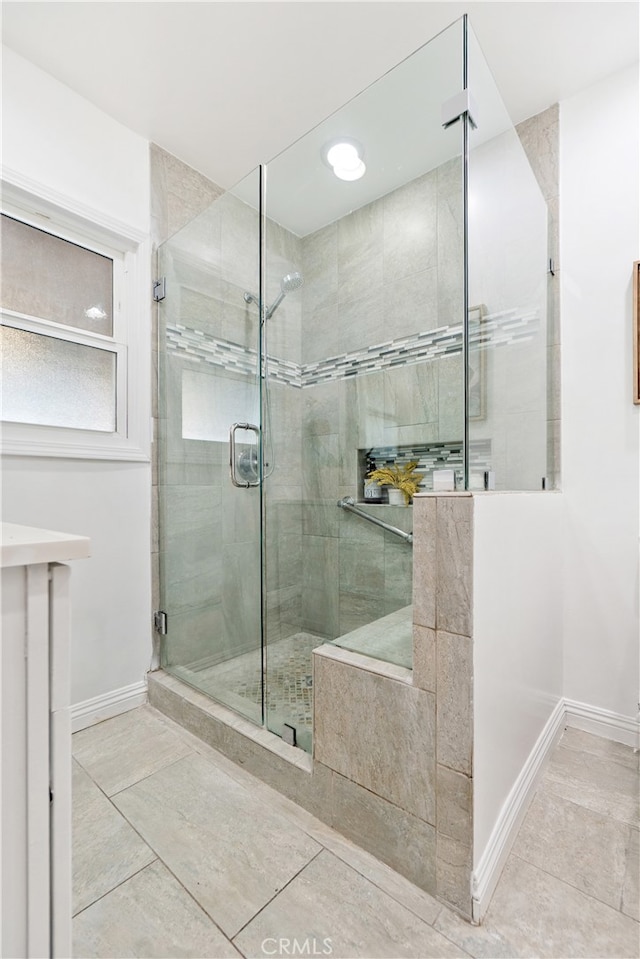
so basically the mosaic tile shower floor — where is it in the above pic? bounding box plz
[188,632,324,733]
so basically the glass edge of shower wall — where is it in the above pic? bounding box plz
[465,20,549,493]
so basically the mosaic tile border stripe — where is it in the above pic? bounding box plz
[166,307,540,388]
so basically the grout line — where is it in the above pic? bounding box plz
[230,848,326,942]
[554,739,640,776]
[72,859,159,918]
[152,703,450,929]
[508,850,633,920]
[143,854,244,952]
[320,839,445,931]
[81,759,242,950]
[106,751,195,800]
[536,774,638,825]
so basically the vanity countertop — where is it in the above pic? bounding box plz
[1,522,91,568]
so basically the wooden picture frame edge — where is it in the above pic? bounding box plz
[634,261,640,404]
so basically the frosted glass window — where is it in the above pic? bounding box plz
[1,326,116,431]
[1,214,113,335]
[182,368,258,441]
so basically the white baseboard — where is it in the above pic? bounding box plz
[564,698,639,748]
[71,680,148,733]
[471,698,567,923]
[471,697,639,922]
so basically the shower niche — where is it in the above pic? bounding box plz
[358,443,464,502]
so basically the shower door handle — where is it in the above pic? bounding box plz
[229,422,260,488]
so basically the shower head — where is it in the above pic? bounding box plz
[243,272,304,321]
[265,271,304,320]
[280,271,303,294]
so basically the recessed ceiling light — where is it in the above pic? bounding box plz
[333,160,367,181]
[322,138,366,181]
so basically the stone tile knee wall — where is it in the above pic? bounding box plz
[309,492,474,917]
[412,492,474,916]
[313,647,437,892]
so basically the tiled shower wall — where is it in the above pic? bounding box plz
[297,160,463,639]
[150,102,559,659]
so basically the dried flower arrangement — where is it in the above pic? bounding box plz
[366,460,425,505]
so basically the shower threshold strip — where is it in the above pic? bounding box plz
[336,497,413,545]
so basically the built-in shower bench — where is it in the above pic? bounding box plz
[330,604,413,669]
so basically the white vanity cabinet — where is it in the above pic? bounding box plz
[1,523,90,959]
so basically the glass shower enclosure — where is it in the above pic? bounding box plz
[156,16,548,753]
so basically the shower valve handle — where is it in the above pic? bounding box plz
[229,422,260,488]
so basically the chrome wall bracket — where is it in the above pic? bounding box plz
[154,610,168,635]
[441,90,478,130]
[153,277,166,302]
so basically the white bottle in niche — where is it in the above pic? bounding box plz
[433,468,456,491]
[363,479,382,502]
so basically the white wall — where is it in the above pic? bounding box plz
[2,46,149,232]
[1,48,152,709]
[473,492,564,867]
[472,63,639,907]
[560,63,640,722]
[1,460,152,706]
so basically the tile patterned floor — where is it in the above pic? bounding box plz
[195,632,322,732]
[173,615,414,753]
[72,706,639,959]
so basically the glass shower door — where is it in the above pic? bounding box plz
[157,168,264,725]
[261,19,466,753]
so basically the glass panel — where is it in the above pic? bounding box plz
[157,167,263,726]
[467,24,548,490]
[0,325,116,431]
[1,214,113,336]
[262,19,465,749]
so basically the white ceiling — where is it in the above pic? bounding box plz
[2,1,638,207]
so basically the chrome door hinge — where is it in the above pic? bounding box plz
[153,277,166,302]
[154,610,168,635]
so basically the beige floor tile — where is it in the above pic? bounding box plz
[622,827,640,921]
[433,906,528,959]
[158,707,444,927]
[72,704,193,796]
[560,727,639,770]
[233,850,470,959]
[72,760,156,915]
[484,855,640,959]
[315,826,442,927]
[513,787,629,909]
[543,742,639,826]
[113,752,321,938]
[73,860,241,958]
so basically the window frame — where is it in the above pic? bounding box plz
[1,180,150,461]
